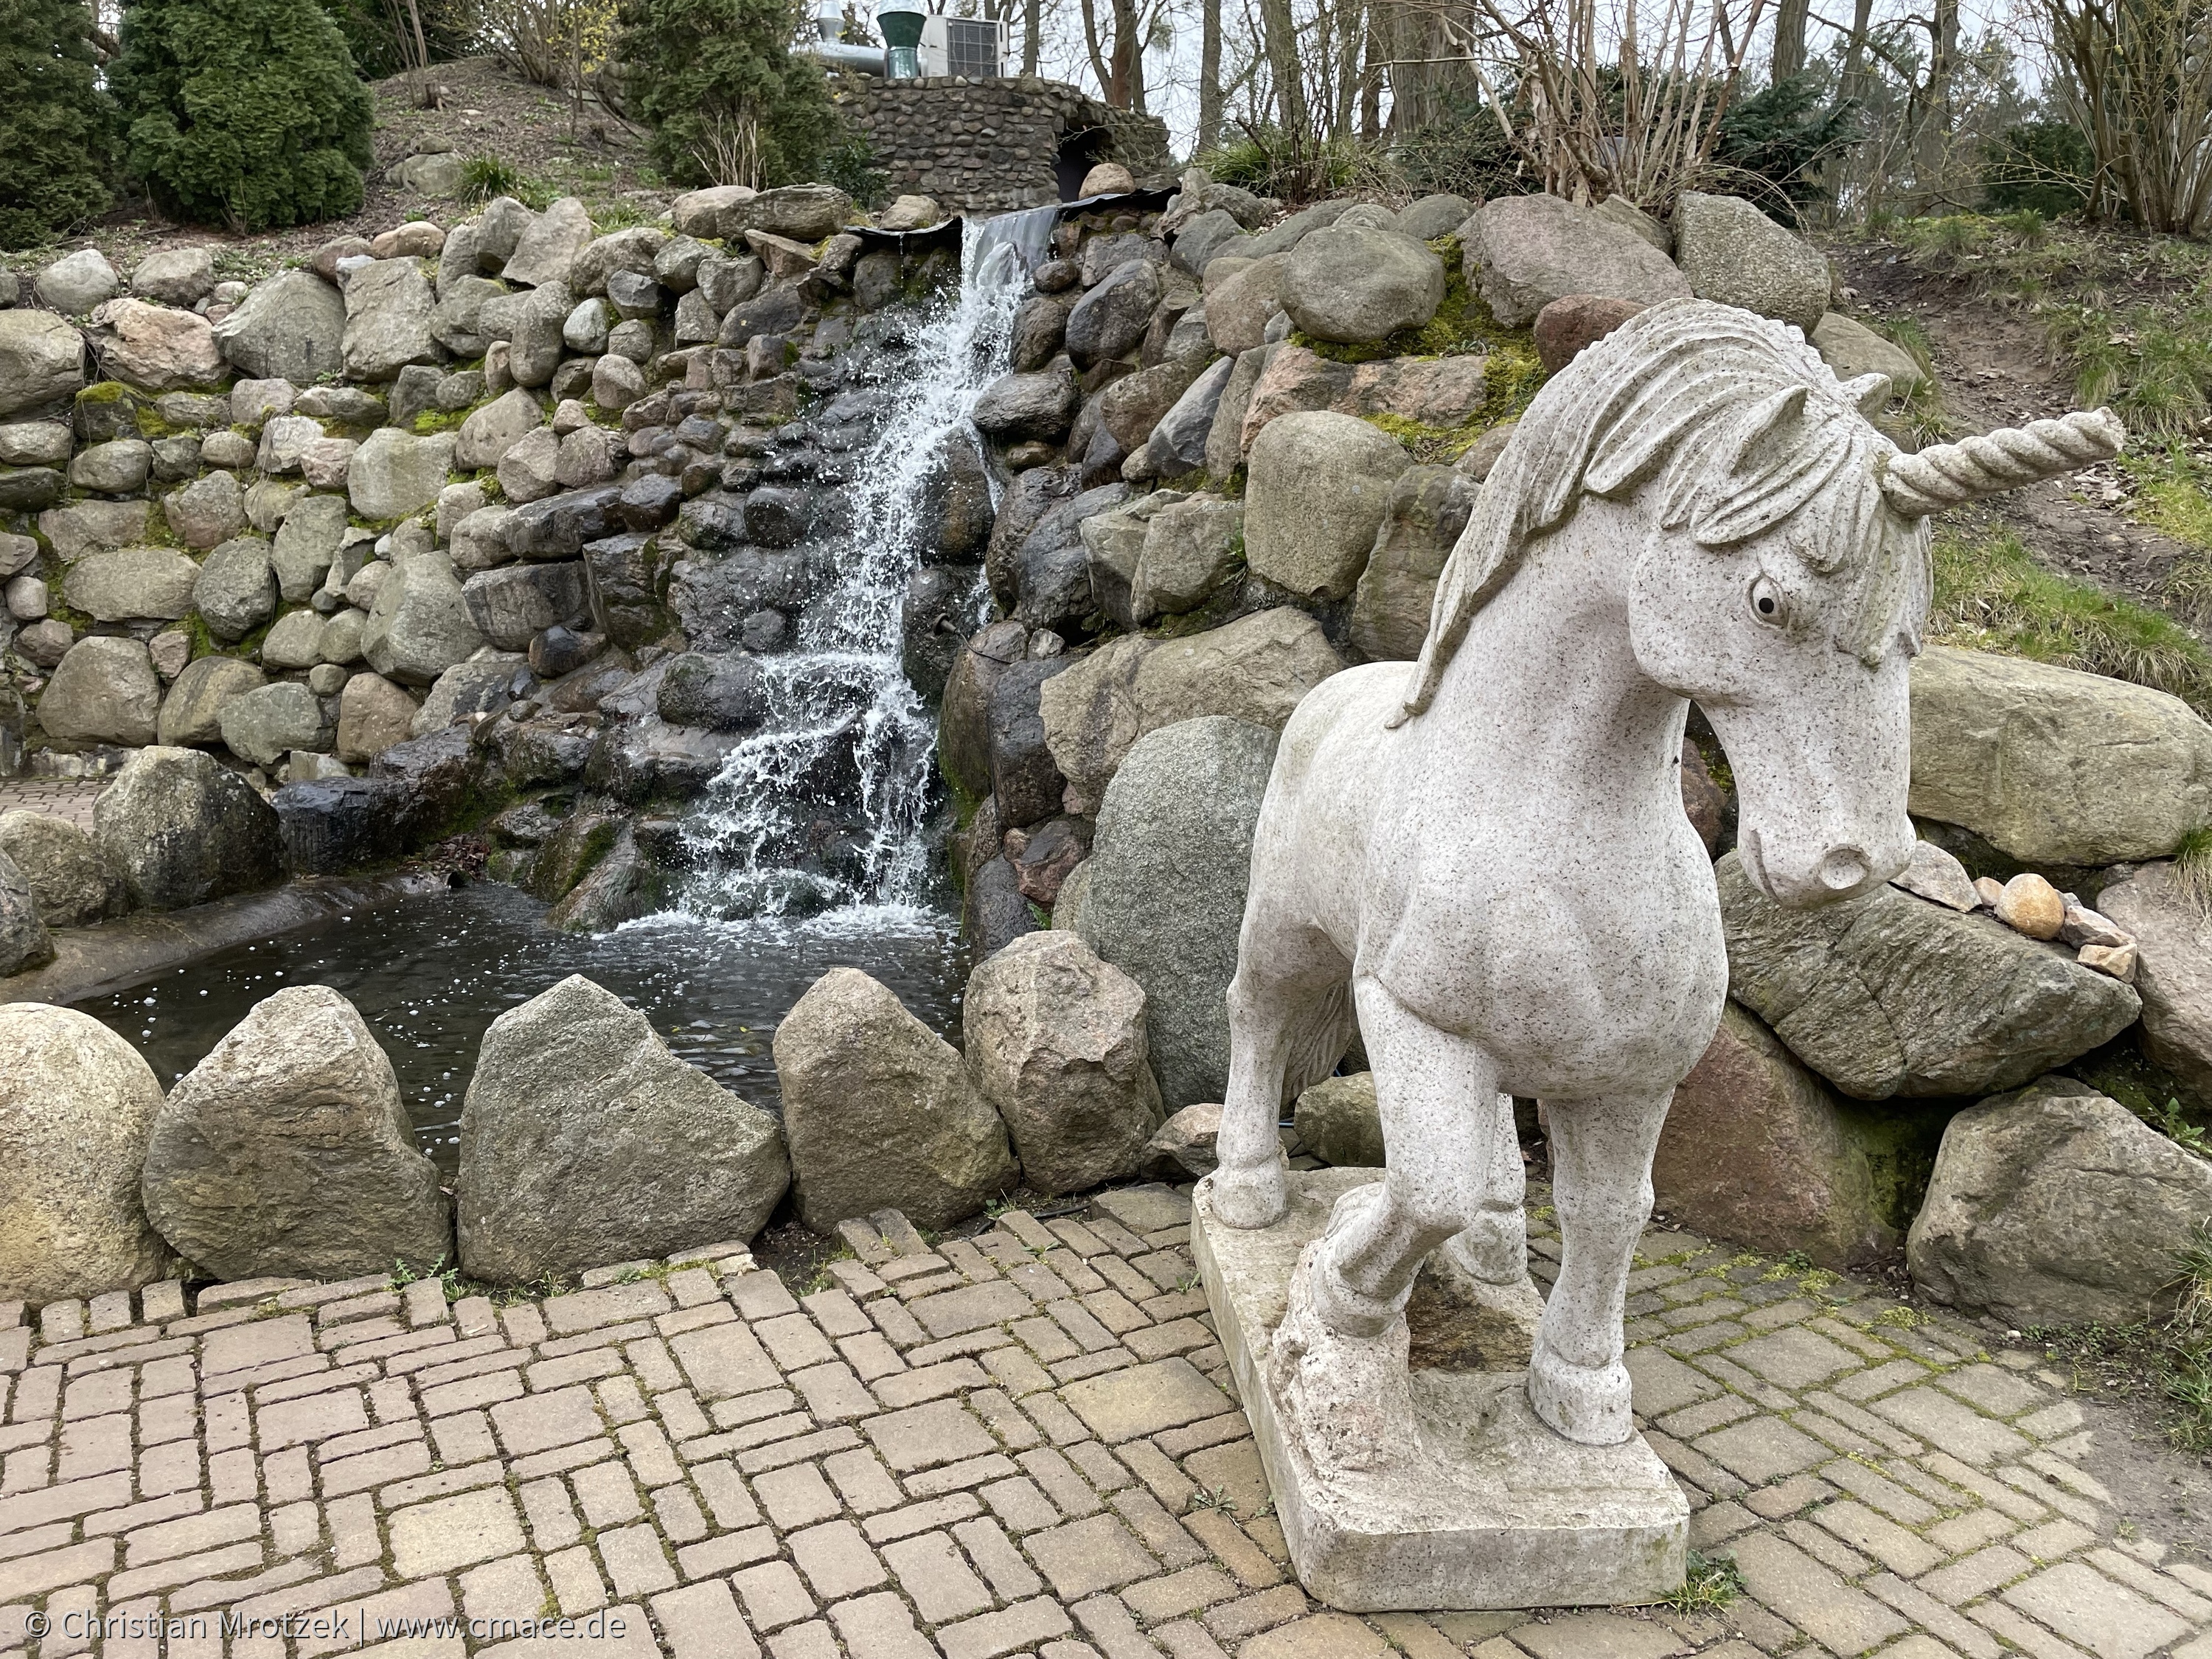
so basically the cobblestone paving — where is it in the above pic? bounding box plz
[1,1183,2205,1658]
[0,779,105,832]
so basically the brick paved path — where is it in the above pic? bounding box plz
[1,1183,2204,1658]
[0,779,105,833]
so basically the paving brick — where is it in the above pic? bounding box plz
[2001,1559,2187,1658]
[1060,1358,1232,1443]
[734,1559,817,1630]
[389,1486,525,1578]
[757,1461,842,1529]
[491,1386,604,1457]
[1027,1512,1158,1597]
[938,1594,1077,1659]
[1730,1529,1909,1653]
[669,1321,781,1400]
[598,1521,678,1598]
[653,1577,759,1659]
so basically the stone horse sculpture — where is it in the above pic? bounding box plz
[1204,300,2125,1478]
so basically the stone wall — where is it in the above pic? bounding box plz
[848,77,1174,215]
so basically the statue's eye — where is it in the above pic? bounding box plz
[1749,575,1786,625]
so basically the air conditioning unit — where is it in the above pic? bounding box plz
[918,13,1007,77]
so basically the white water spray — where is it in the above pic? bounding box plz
[675,207,1059,921]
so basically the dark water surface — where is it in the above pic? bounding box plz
[79,881,972,1175]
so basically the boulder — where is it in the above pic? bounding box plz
[656,651,767,731]
[337,671,420,762]
[1460,194,1691,328]
[507,282,574,388]
[1243,410,1410,599]
[723,182,853,243]
[1143,354,1234,478]
[69,437,150,495]
[158,655,268,746]
[1205,254,1290,355]
[1890,837,1981,912]
[776,966,1016,1231]
[990,656,1074,828]
[1718,849,2140,1099]
[1294,1073,1384,1168]
[1672,192,1829,335]
[1533,294,1649,374]
[341,259,440,380]
[464,562,588,650]
[973,367,1079,444]
[0,851,55,975]
[133,246,217,307]
[193,536,278,641]
[1042,608,1343,807]
[220,682,333,767]
[1132,494,1243,622]
[1655,1001,1912,1267]
[38,636,162,746]
[1078,716,1279,1108]
[1908,1076,2212,1325]
[349,429,457,521]
[142,987,450,1279]
[431,274,505,357]
[1910,644,2212,865]
[91,298,225,391]
[1397,192,1475,240]
[262,608,326,670]
[1065,260,1161,366]
[1099,361,1200,456]
[964,931,1164,1194]
[1012,296,1069,372]
[1281,226,1446,344]
[457,975,789,1281]
[1236,340,1497,455]
[1811,313,1925,399]
[414,653,525,736]
[1142,1102,1222,1178]
[1350,463,1475,661]
[571,226,667,297]
[2098,862,2212,1104]
[62,547,201,622]
[672,184,754,236]
[0,1004,170,1301]
[501,197,594,289]
[877,193,942,230]
[35,248,118,313]
[1080,161,1137,195]
[364,552,487,686]
[0,310,88,417]
[96,746,281,908]
[940,620,1028,800]
[163,468,247,549]
[212,270,347,384]
[272,492,350,601]
[0,811,124,928]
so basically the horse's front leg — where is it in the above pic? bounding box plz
[1528,1091,1669,1446]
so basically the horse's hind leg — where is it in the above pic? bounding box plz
[1210,928,1347,1230]
[1528,1091,1669,1447]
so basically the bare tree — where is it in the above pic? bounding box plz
[2035,0,2212,234]
[1771,0,1809,77]
[1200,0,1224,145]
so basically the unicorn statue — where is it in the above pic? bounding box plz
[1190,297,2123,1608]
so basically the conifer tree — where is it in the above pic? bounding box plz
[616,0,838,189]
[0,0,116,249]
[113,0,374,231]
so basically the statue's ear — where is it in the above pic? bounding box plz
[1838,373,1891,416]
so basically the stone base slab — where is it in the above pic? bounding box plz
[1192,1166,1688,1611]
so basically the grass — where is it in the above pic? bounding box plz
[2176,827,2212,919]
[1877,314,1953,445]
[1930,522,2212,717]
[1662,1550,1744,1615]
[1889,212,2212,439]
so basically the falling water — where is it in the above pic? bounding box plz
[675,206,1061,922]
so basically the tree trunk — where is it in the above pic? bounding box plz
[1772,0,1808,81]
[1260,0,1308,137]
[1199,0,1222,150]
[1024,0,1041,74]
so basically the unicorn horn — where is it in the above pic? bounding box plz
[1879,408,2126,518]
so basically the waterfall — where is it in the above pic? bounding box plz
[672,206,1059,922]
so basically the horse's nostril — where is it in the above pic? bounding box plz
[1820,846,1871,891]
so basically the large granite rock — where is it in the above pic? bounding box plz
[0,811,124,928]
[1041,608,1343,807]
[1718,850,2140,1099]
[776,966,1016,1231]
[159,655,268,746]
[220,682,333,767]
[364,552,486,686]
[1461,194,1691,328]
[61,547,200,623]
[964,931,1164,1195]
[94,745,282,910]
[501,197,594,289]
[350,429,457,521]
[1910,644,2212,865]
[0,851,54,975]
[142,987,450,1280]
[164,468,248,549]
[1349,463,1477,661]
[212,270,347,384]
[455,386,544,470]
[341,258,440,380]
[36,248,119,313]
[1281,226,1446,344]
[1908,1076,2212,1325]
[193,536,279,641]
[0,1004,170,1301]
[1132,494,1243,622]
[0,310,89,417]
[337,671,422,762]
[2098,862,2212,1105]
[1811,313,1925,399]
[1079,717,1279,1109]
[457,975,789,1281]
[1243,411,1410,599]
[91,298,225,391]
[38,636,162,746]
[1672,192,1829,335]
[1654,1001,1916,1267]
[1065,260,1161,366]
[1293,1072,1383,1168]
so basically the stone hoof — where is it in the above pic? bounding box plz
[1206,1151,1290,1230]
[1528,1344,1635,1446]
[1439,1208,1530,1287]
[1268,1239,1423,1475]
[1436,1237,1545,1323]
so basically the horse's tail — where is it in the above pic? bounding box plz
[1281,976,1362,1106]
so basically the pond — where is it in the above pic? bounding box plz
[77,880,973,1176]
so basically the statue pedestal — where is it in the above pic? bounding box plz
[1192,1167,1688,1612]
